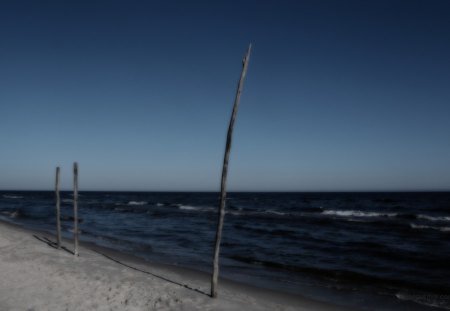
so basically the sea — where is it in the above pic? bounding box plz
[0,191,449,310]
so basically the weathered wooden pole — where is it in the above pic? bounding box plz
[211,44,252,298]
[55,166,61,249]
[73,162,79,256]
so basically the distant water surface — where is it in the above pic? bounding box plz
[0,191,449,310]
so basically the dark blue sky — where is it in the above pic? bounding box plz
[1,0,450,191]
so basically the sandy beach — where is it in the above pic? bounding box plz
[0,221,347,311]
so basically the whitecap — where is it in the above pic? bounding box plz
[178,205,200,211]
[127,201,147,206]
[227,211,244,216]
[67,228,82,234]
[396,292,450,309]
[417,215,450,222]
[322,210,397,218]
[410,223,450,232]
[2,195,23,199]
[1,211,19,218]
[265,210,286,216]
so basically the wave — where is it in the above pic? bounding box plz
[61,216,83,223]
[2,195,23,199]
[227,210,244,216]
[178,205,200,211]
[62,199,73,203]
[300,206,324,213]
[322,210,397,218]
[127,201,147,206]
[229,255,434,290]
[410,223,450,232]
[1,210,19,218]
[178,205,216,213]
[148,203,291,217]
[265,210,286,216]
[67,228,83,234]
[233,224,298,238]
[417,215,450,222]
[226,209,291,218]
[396,292,450,310]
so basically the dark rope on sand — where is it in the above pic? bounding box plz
[90,249,209,297]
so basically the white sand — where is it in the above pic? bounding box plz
[0,222,345,310]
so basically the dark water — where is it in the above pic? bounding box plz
[0,191,449,310]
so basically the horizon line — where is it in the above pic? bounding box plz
[1,189,449,193]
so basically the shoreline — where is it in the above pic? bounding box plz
[0,220,350,310]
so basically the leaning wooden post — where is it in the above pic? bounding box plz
[55,166,62,249]
[73,162,79,256]
[211,44,252,298]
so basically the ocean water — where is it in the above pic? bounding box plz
[0,191,449,310]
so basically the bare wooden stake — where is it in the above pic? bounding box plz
[55,166,61,249]
[73,162,79,256]
[211,44,252,298]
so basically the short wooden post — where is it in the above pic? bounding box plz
[73,162,79,256]
[55,166,61,249]
[211,44,252,298]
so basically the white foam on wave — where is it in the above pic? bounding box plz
[265,210,286,216]
[1,211,19,218]
[67,228,82,234]
[396,292,450,309]
[156,203,164,207]
[127,201,147,206]
[2,195,23,199]
[410,223,450,232]
[417,215,450,222]
[226,210,289,217]
[178,205,216,212]
[178,205,200,211]
[227,211,244,216]
[322,210,397,218]
[346,218,367,223]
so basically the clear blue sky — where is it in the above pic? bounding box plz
[1,0,449,191]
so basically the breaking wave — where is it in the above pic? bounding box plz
[2,195,23,199]
[1,210,19,218]
[410,223,450,232]
[322,210,397,218]
[127,201,147,206]
[417,215,450,222]
[178,205,200,211]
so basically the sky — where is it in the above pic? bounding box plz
[1,0,450,192]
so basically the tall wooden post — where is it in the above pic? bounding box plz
[55,166,61,249]
[211,44,252,298]
[73,162,79,256]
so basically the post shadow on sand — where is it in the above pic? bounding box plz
[32,234,209,297]
[33,235,75,255]
[92,250,210,297]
